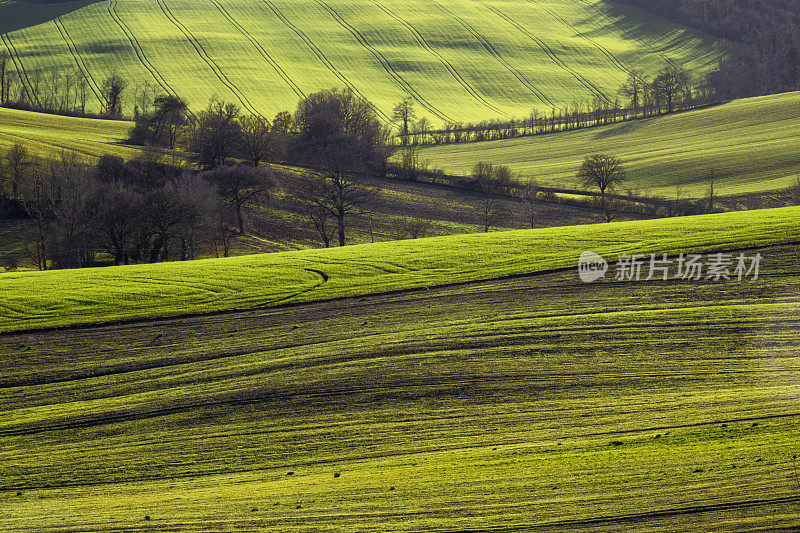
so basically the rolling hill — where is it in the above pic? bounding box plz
[0,0,725,125]
[1,206,798,332]
[2,208,799,531]
[0,105,136,160]
[415,91,800,198]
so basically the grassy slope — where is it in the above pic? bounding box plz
[0,106,136,160]
[1,244,799,531]
[1,206,799,332]
[0,0,724,124]
[416,91,800,198]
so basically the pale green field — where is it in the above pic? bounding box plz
[415,91,800,198]
[1,206,798,332]
[0,106,136,160]
[0,0,724,125]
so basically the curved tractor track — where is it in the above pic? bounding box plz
[209,0,305,101]
[477,0,611,103]
[155,0,264,119]
[313,0,454,123]
[52,17,107,109]
[432,0,555,109]
[260,0,391,124]
[367,0,507,118]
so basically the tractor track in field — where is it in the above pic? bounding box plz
[0,29,41,107]
[313,0,454,123]
[366,0,507,117]
[52,17,107,109]
[542,6,630,75]
[155,0,263,118]
[578,0,678,69]
[209,0,305,100]
[477,0,611,103]
[438,495,800,531]
[432,0,554,109]
[106,0,194,118]
[260,0,391,124]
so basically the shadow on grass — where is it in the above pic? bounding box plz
[1,0,103,34]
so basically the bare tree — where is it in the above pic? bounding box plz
[392,97,416,145]
[48,152,96,268]
[521,181,539,229]
[191,98,242,169]
[578,154,625,205]
[202,165,274,234]
[0,50,9,104]
[3,143,30,199]
[94,180,143,265]
[18,159,54,270]
[652,66,690,113]
[618,70,648,110]
[291,87,387,246]
[705,173,719,212]
[101,74,127,118]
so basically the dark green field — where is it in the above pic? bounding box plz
[2,241,799,531]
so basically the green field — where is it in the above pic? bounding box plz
[0,0,724,125]
[2,218,799,531]
[0,105,136,160]
[1,206,798,332]
[415,91,800,198]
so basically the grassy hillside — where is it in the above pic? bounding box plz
[415,91,800,198]
[0,106,136,160]
[2,242,799,531]
[1,206,798,332]
[0,0,724,125]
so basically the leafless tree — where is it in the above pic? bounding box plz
[291,87,387,246]
[101,73,127,118]
[202,165,274,234]
[392,97,416,145]
[521,181,539,229]
[577,154,626,221]
[3,143,30,199]
[191,98,242,169]
[652,66,690,113]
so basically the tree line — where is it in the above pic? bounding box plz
[0,85,390,269]
[393,66,717,146]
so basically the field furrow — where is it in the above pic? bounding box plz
[209,0,305,101]
[432,0,555,109]
[313,0,453,123]
[367,0,507,117]
[477,0,611,103]
[51,17,106,108]
[154,0,262,118]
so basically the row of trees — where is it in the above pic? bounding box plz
[0,85,392,268]
[0,51,129,118]
[395,66,713,145]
